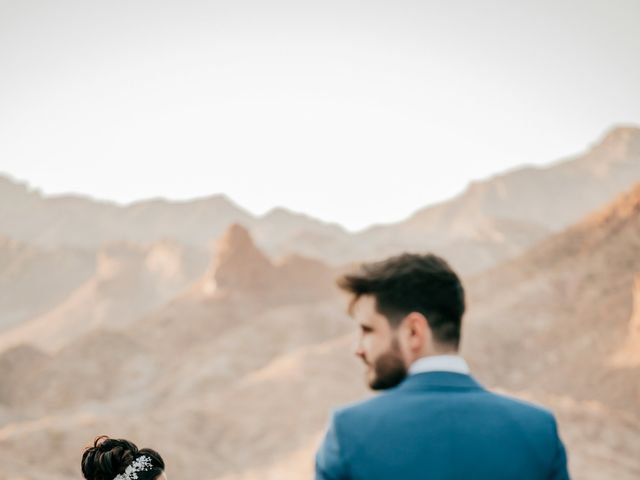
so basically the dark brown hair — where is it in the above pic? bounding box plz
[338,252,465,348]
[81,436,164,480]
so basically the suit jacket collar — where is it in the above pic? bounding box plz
[396,371,485,393]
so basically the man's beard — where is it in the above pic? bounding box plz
[368,338,408,390]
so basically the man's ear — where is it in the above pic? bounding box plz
[403,312,431,353]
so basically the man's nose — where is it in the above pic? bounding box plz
[353,339,365,359]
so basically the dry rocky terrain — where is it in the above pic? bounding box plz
[1,127,639,479]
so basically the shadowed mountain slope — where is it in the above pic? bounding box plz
[464,182,640,412]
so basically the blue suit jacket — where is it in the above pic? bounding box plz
[316,372,569,480]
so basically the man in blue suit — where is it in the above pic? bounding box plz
[316,253,569,480]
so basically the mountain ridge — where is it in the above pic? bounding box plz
[2,126,639,274]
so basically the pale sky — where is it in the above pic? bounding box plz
[1,0,639,232]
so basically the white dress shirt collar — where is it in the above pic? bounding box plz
[408,354,470,376]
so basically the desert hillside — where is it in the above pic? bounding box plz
[464,182,640,411]
[0,225,356,479]
[1,207,639,478]
[1,127,640,479]
[0,239,208,353]
[0,236,95,331]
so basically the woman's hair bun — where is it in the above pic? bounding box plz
[81,436,164,480]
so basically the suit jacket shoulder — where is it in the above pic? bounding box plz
[316,372,570,480]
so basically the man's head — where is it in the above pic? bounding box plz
[338,253,465,390]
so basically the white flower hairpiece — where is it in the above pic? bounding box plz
[113,455,154,480]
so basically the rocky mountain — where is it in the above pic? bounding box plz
[0,236,95,331]
[612,274,640,367]
[464,182,640,412]
[251,207,350,260]
[454,182,640,478]
[0,175,255,248]
[2,127,640,479]
[200,224,339,302]
[0,226,353,479]
[348,126,640,272]
[2,126,638,275]
[0,224,344,402]
[0,174,350,259]
[0,240,208,353]
[3,212,640,479]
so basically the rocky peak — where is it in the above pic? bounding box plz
[598,126,640,152]
[582,126,640,171]
[203,224,275,294]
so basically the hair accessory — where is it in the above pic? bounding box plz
[113,455,154,480]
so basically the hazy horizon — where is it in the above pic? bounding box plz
[3,123,639,233]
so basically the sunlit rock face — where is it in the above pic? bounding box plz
[612,274,640,367]
[201,223,338,302]
[464,182,640,412]
[203,224,277,296]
